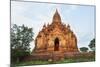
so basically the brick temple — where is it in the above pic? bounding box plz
[31,9,79,61]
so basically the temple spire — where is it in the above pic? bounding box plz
[52,9,61,24]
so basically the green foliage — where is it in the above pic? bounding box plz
[11,24,34,63]
[80,47,88,52]
[88,38,95,51]
[16,54,95,66]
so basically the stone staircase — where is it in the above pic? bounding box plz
[51,51,64,61]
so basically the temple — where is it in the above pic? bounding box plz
[32,9,79,61]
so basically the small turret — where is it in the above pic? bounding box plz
[43,23,46,29]
[67,24,70,30]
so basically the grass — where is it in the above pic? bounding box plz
[15,57,95,66]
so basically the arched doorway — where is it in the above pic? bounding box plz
[54,38,59,51]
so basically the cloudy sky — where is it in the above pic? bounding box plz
[11,1,95,51]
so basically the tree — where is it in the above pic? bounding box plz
[11,24,34,63]
[88,38,95,51]
[80,47,88,52]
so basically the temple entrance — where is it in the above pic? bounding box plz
[54,38,59,51]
